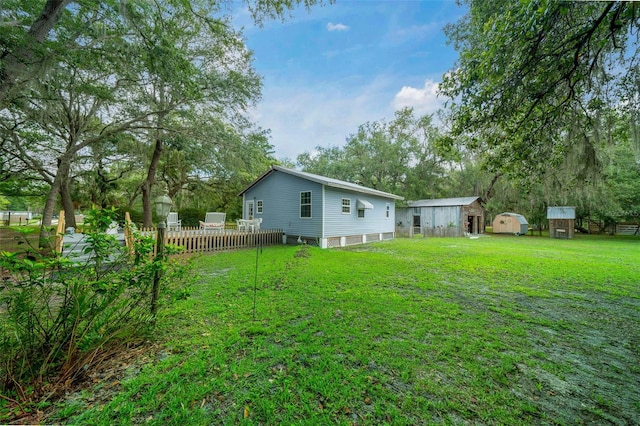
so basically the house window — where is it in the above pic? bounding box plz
[386,203,390,218]
[257,200,263,214]
[342,198,351,214]
[413,207,420,214]
[300,191,311,218]
[357,208,365,218]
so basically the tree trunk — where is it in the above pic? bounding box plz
[142,105,166,227]
[141,180,152,228]
[481,173,502,204]
[39,173,64,250]
[0,0,71,106]
[39,155,73,248]
[142,133,165,228]
[60,178,76,229]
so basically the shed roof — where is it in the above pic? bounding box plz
[238,165,404,200]
[496,212,528,225]
[547,206,575,219]
[407,196,481,208]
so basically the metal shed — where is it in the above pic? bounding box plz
[396,196,484,237]
[547,206,575,239]
[492,212,529,235]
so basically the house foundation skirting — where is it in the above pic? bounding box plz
[283,233,395,248]
[320,232,395,249]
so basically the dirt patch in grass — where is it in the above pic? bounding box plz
[9,341,163,425]
[449,287,640,425]
[513,292,639,425]
[294,245,311,258]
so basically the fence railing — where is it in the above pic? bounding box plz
[52,212,284,257]
[616,224,640,236]
[132,226,284,256]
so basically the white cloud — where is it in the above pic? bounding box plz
[327,22,350,32]
[392,79,444,115]
[386,22,440,45]
[250,77,396,160]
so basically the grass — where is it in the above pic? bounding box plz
[0,225,54,253]
[21,234,640,424]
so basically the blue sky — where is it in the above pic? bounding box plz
[232,0,466,161]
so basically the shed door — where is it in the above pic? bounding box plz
[554,219,569,238]
[413,214,421,234]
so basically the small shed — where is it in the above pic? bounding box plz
[547,206,575,239]
[492,212,529,235]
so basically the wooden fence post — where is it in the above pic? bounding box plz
[54,210,65,254]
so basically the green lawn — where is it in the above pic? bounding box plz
[50,235,640,425]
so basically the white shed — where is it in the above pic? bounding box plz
[492,212,528,235]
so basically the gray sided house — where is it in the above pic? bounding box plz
[396,196,485,237]
[238,165,404,248]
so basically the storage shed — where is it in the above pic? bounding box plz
[547,206,575,239]
[396,196,484,237]
[492,212,529,235]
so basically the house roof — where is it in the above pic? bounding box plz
[496,212,529,224]
[407,196,481,208]
[238,165,404,200]
[547,206,575,219]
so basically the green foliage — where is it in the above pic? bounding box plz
[296,107,448,200]
[177,208,206,228]
[0,208,192,409]
[441,0,639,181]
[49,236,640,425]
[116,210,144,228]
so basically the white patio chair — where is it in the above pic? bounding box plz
[167,212,181,231]
[199,212,226,231]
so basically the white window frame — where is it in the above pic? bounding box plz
[341,198,351,214]
[257,200,263,214]
[386,203,390,219]
[300,191,312,218]
[357,208,365,219]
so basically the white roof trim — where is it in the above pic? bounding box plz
[239,165,404,200]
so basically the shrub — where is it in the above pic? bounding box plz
[0,208,188,410]
[123,209,144,227]
[177,208,206,228]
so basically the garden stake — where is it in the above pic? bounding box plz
[252,236,262,321]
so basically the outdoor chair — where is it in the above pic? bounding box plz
[199,212,226,231]
[237,217,261,232]
[167,212,181,231]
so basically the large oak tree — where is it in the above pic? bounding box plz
[440,1,639,181]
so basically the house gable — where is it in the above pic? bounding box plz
[239,165,403,247]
